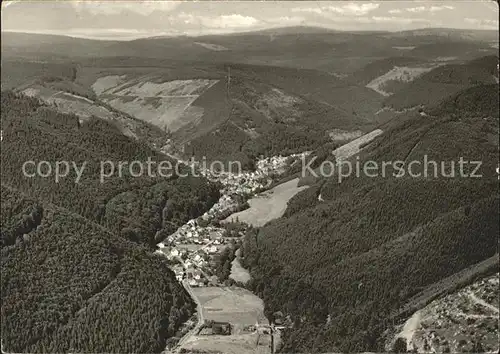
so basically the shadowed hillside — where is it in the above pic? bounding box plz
[241,82,499,352]
[0,92,220,246]
[1,185,196,353]
[383,56,499,109]
[2,25,499,354]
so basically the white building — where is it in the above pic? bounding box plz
[206,245,218,254]
[170,248,179,257]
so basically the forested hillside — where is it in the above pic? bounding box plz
[1,60,77,90]
[1,25,498,354]
[183,67,377,167]
[383,56,498,109]
[1,185,194,353]
[0,92,222,352]
[0,91,220,247]
[349,56,427,85]
[241,82,499,352]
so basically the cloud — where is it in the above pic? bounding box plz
[301,14,430,26]
[178,13,260,29]
[405,5,454,13]
[406,6,426,13]
[327,3,380,15]
[464,17,499,29]
[292,3,380,16]
[372,16,431,24]
[429,5,454,12]
[292,7,323,15]
[388,9,402,14]
[72,1,181,16]
[266,16,306,25]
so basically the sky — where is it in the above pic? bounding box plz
[1,1,499,40]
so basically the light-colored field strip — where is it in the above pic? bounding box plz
[223,178,309,227]
[331,129,383,162]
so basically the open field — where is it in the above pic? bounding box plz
[366,65,439,96]
[179,286,271,354]
[92,76,219,131]
[20,86,147,139]
[49,92,115,119]
[181,332,271,354]
[224,178,309,227]
[230,248,251,284]
[331,129,384,161]
[21,85,115,121]
[193,286,267,331]
[92,75,127,95]
[194,42,229,51]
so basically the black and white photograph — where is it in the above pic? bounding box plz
[1,1,499,353]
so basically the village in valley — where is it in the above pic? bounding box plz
[154,152,309,288]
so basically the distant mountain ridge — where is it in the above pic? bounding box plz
[1,21,499,354]
[3,27,497,73]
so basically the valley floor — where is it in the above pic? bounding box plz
[156,153,308,353]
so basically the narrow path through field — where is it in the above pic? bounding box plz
[174,281,204,352]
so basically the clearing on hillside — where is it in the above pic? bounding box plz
[331,129,384,162]
[366,65,440,96]
[92,75,219,132]
[224,178,309,227]
[179,286,271,354]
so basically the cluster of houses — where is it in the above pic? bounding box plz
[198,155,308,220]
[167,219,225,246]
[216,172,269,196]
[202,153,310,196]
[154,152,310,287]
[255,154,293,175]
[201,194,245,221]
[155,218,228,286]
[388,273,499,353]
[199,320,232,336]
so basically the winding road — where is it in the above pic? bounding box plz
[173,280,204,352]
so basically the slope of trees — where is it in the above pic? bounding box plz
[428,83,499,118]
[0,60,77,90]
[1,91,220,247]
[384,55,498,109]
[243,176,498,353]
[1,185,194,353]
[0,92,220,352]
[185,76,345,168]
[241,82,499,352]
